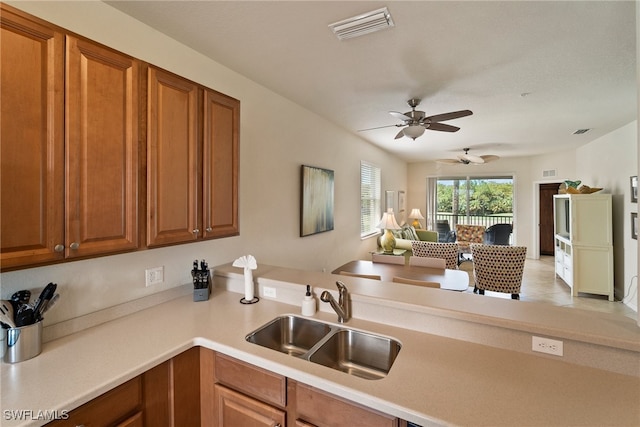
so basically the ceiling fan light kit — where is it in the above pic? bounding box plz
[402,124,425,140]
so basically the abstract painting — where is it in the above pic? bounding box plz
[301,165,334,237]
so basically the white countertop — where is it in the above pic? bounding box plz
[2,276,639,426]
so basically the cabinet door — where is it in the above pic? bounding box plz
[202,90,239,239]
[214,384,285,427]
[0,5,65,269]
[295,382,398,427]
[146,67,199,246]
[65,36,139,258]
[47,376,143,426]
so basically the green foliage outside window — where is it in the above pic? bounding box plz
[437,179,513,216]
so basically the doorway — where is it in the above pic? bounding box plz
[539,183,561,256]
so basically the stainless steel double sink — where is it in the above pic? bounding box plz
[246,315,401,380]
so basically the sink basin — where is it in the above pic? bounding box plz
[246,315,401,380]
[308,329,401,380]
[246,315,332,357]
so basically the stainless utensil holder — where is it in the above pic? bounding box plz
[3,320,42,363]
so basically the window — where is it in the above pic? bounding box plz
[428,176,514,231]
[360,161,381,238]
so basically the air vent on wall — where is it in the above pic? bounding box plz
[543,169,557,178]
[328,7,394,41]
[573,129,590,135]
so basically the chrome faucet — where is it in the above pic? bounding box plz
[320,281,351,323]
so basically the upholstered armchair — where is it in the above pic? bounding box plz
[410,241,459,270]
[455,224,486,261]
[484,223,513,245]
[470,244,527,299]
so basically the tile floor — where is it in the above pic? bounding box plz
[462,255,638,320]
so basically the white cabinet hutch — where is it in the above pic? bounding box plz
[553,194,614,301]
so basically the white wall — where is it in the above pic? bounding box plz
[576,122,638,306]
[0,1,406,324]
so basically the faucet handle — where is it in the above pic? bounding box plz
[336,280,347,291]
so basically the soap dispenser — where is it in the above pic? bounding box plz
[301,285,316,316]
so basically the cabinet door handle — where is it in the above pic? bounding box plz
[69,242,80,250]
[206,227,213,232]
[54,244,65,252]
[192,229,200,236]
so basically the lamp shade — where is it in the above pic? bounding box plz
[376,208,401,230]
[403,125,425,140]
[408,208,425,220]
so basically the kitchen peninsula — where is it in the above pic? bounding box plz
[1,264,639,426]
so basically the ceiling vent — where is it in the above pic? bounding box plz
[573,128,590,135]
[328,7,394,41]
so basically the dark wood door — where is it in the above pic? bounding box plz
[539,183,560,255]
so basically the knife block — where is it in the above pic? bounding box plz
[193,270,212,302]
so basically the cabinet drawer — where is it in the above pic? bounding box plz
[214,353,286,408]
[47,376,142,426]
[295,383,397,427]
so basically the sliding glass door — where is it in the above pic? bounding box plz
[429,176,514,232]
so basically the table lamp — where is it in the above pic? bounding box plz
[376,208,401,254]
[408,208,425,229]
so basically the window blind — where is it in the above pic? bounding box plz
[360,161,381,238]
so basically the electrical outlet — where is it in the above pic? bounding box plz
[263,286,277,298]
[145,266,164,287]
[532,336,563,356]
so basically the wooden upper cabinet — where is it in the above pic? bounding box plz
[146,66,199,247]
[202,90,240,239]
[65,36,140,258]
[147,67,239,247]
[0,6,65,269]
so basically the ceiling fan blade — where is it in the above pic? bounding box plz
[480,155,500,163]
[426,110,473,123]
[389,111,412,122]
[426,122,460,132]
[358,124,401,132]
[436,159,461,165]
[394,129,406,139]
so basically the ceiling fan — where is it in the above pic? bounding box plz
[436,148,500,165]
[360,99,473,140]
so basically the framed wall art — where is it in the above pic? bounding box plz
[300,165,334,237]
[631,176,637,203]
[632,212,638,240]
[385,190,397,212]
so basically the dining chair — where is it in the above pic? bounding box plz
[339,271,382,280]
[392,276,440,288]
[410,241,459,270]
[409,256,446,269]
[470,244,527,299]
[372,253,405,265]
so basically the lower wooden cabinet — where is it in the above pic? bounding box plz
[46,376,142,426]
[47,347,407,427]
[214,384,286,427]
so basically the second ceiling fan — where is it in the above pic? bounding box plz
[436,148,500,165]
[362,98,473,140]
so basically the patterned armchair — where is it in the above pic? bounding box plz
[410,241,459,270]
[471,244,527,299]
[455,224,486,261]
